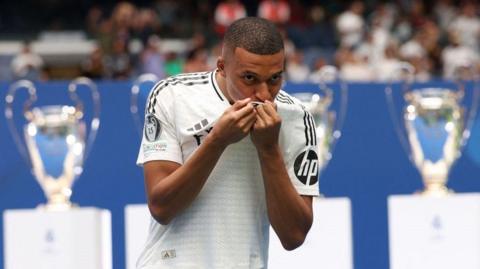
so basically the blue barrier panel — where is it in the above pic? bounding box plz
[1,80,479,269]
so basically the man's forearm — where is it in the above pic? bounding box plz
[147,135,226,224]
[257,145,313,250]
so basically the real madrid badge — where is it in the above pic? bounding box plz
[145,113,161,142]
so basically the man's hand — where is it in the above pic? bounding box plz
[251,100,281,151]
[208,98,257,148]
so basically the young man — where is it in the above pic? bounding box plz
[137,17,319,268]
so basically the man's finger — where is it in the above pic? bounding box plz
[232,98,251,110]
[238,110,257,127]
[235,102,256,119]
[254,112,265,129]
[255,104,270,123]
[242,113,257,132]
[261,100,279,119]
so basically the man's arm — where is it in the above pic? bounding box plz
[144,98,257,225]
[251,100,314,250]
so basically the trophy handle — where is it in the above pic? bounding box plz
[385,62,417,159]
[68,77,101,161]
[317,65,348,152]
[4,80,37,165]
[453,64,480,149]
[130,73,159,137]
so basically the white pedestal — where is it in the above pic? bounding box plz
[125,204,151,269]
[268,197,353,269]
[388,193,480,269]
[3,207,112,269]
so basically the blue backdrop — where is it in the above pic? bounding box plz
[1,80,479,269]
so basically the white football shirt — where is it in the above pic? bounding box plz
[136,70,319,269]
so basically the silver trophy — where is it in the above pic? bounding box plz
[5,77,100,210]
[386,63,479,196]
[291,66,348,191]
[130,73,159,136]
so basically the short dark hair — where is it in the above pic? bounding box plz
[223,17,284,55]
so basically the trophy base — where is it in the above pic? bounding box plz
[37,202,78,211]
[417,185,453,197]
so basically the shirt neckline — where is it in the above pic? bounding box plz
[211,69,229,104]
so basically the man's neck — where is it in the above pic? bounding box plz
[215,70,233,103]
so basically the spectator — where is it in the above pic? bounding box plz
[214,0,246,36]
[373,42,404,81]
[258,0,290,26]
[407,0,428,29]
[138,36,166,79]
[336,1,365,48]
[448,1,480,50]
[85,5,105,38]
[81,46,106,79]
[164,51,184,77]
[92,2,135,57]
[368,3,397,31]
[399,31,433,81]
[207,41,223,70]
[131,8,160,46]
[433,0,457,31]
[154,0,180,36]
[183,47,210,73]
[286,50,310,82]
[104,38,132,80]
[335,46,373,81]
[305,4,336,49]
[308,57,329,83]
[10,41,46,80]
[356,18,391,66]
[399,32,426,60]
[442,31,479,79]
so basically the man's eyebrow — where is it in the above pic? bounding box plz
[241,71,259,76]
[271,71,284,77]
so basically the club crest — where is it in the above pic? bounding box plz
[144,114,161,142]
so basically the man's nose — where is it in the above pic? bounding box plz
[254,82,272,101]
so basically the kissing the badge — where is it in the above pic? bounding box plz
[250,101,264,107]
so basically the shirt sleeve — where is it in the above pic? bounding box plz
[136,83,183,166]
[279,103,320,197]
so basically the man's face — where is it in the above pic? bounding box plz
[219,47,285,103]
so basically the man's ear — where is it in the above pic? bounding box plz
[217,57,226,77]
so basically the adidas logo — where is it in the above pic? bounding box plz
[187,119,209,132]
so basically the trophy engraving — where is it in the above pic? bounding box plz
[291,66,348,189]
[130,73,159,136]
[5,77,100,209]
[386,63,479,195]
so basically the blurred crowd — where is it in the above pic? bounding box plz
[7,0,480,82]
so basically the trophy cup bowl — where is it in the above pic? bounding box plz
[291,66,348,185]
[5,78,100,210]
[404,88,464,195]
[386,63,479,196]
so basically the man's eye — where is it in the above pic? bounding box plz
[244,74,255,81]
[269,74,282,83]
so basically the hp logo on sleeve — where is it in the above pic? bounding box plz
[294,150,319,185]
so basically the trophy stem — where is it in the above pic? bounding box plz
[44,192,74,211]
[421,177,451,196]
[418,161,452,196]
[42,178,75,211]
